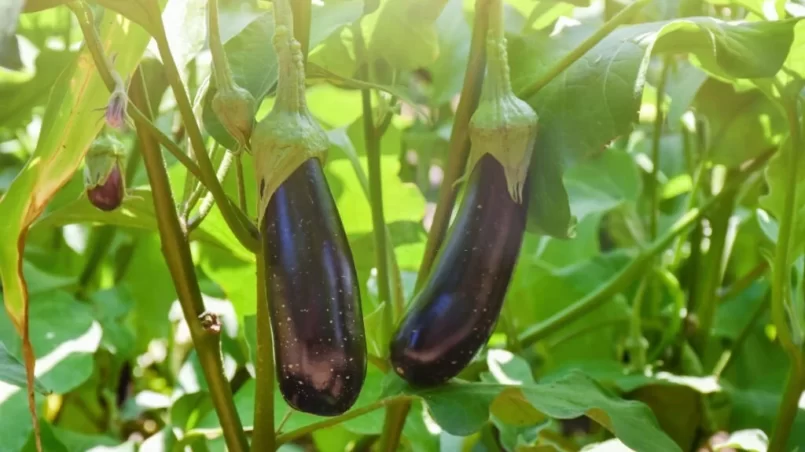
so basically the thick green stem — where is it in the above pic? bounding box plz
[649,57,671,240]
[130,69,249,452]
[236,155,248,213]
[517,0,649,100]
[628,276,649,370]
[768,354,805,452]
[378,402,410,452]
[361,92,393,308]
[691,186,736,354]
[416,0,489,287]
[272,0,305,114]
[353,16,392,311]
[188,151,236,232]
[767,98,805,452]
[208,0,234,88]
[152,13,258,251]
[291,0,311,65]
[184,144,224,219]
[770,100,803,357]
[518,152,771,347]
[252,244,275,452]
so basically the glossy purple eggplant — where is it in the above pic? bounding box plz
[261,158,366,416]
[390,154,528,387]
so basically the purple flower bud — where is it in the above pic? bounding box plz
[87,163,124,211]
[105,89,127,130]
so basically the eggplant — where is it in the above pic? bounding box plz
[87,163,124,212]
[389,154,528,387]
[261,158,367,416]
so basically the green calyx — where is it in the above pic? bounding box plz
[83,135,126,189]
[467,4,538,204]
[252,13,328,227]
[211,82,256,152]
[208,0,255,152]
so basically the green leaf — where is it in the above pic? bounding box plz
[363,301,390,359]
[198,244,257,318]
[665,61,708,131]
[393,370,680,452]
[120,234,178,353]
[96,0,164,37]
[760,135,805,258]
[0,342,48,394]
[30,186,250,256]
[507,250,634,364]
[563,148,641,224]
[0,291,102,452]
[509,16,800,235]
[89,286,136,358]
[427,0,471,105]
[0,49,75,130]
[362,0,447,71]
[145,0,207,72]
[693,78,785,168]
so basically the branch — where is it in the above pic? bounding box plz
[130,69,249,452]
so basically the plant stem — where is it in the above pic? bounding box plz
[151,13,259,252]
[712,291,768,378]
[717,260,768,302]
[767,97,805,452]
[208,0,234,88]
[649,56,671,240]
[518,151,772,348]
[130,69,249,452]
[188,151,236,232]
[628,276,649,370]
[416,0,490,288]
[517,0,649,100]
[184,144,224,219]
[291,0,311,64]
[353,17,392,312]
[768,353,805,452]
[770,99,803,357]
[251,244,275,452]
[277,396,415,446]
[691,185,736,354]
[236,155,248,213]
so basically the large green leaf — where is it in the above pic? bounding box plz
[0,342,48,395]
[563,147,641,224]
[387,369,681,452]
[693,78,785,167]
[426,0,470,106]
[361,0,447,71]
[0,291,102,451]
[509,16,800,235]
